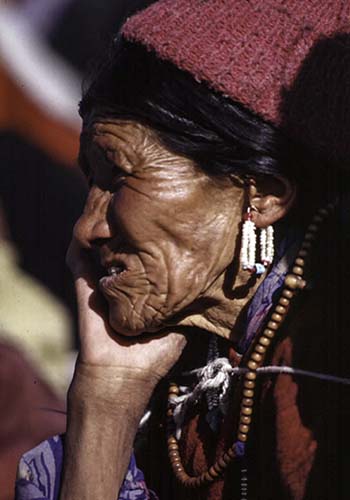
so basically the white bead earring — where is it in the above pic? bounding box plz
[241,207,257,272]
[240,207,274,274]
[260,225,274,266]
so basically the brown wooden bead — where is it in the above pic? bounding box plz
[170,457,181,467]
[259,336,271,347]
[239,424,250,434]
[238,432,248,442]
[184,477,195,487]
[213,461,223,474]
[305,232,315,241]
[318,208,328,216]
[271,313,283,322]
[264,328,275,338]
[217,453,227,470]
[244,380,255,389]
[312,214,323,223]
[240,415,252,425]
[285,274,306,290]
[208,466,220,478]
[169,450,180,459]
[168,443,179,451]
[222,452,232,464]
[217,456,228,469]
[251,352,263,362]
[275,305,287,314]
[267,320,278,330]
[247,360,258,370]
[299,279,307,289]
[301,240,312,249]
[173,462,184,473]
[168,436,177,445]
[203,471,213,483]
[292,266,303,276]
[227,446,236,459]
[188,477,201,488]
[242,397,253,407]
[168,384,180,395]
[243,389,254,397]
[295,257,305,267]
[246,371,257,380]
[241,406,253,416]
[282,289,294,299]
[285,274,300,289]
[255,343,266,354]
[298,248,308,258]
[308,224,318,232]
[180,473,192,484]
[279,296,290,306]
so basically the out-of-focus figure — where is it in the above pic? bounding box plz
[0,203,67,500]
[0,2,156,498]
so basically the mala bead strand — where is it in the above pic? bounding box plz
[166,203,335,488]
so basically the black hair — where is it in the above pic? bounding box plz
[79,39,311,184]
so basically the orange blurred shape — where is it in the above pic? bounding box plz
[0,61,79,167]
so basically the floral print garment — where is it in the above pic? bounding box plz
[15,435,157,500]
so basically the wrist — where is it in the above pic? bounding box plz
[68,362,158,422]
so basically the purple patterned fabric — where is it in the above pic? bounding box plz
[238,233,300,354]
[15,435,157,500]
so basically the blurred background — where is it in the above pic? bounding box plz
[0,1,155,498]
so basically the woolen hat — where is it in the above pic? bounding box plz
[123,0,350,164]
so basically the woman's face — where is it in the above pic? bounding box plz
[75,115,245,336]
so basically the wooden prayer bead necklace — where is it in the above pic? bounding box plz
[166,203,335,488]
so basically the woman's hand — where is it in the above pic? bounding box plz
[60,238,187,500]
[66,237,187,377]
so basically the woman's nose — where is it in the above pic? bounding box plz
[73,186,113,248]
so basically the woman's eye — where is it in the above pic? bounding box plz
[112,169,127,189]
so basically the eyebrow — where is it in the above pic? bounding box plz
[78,134,128,183]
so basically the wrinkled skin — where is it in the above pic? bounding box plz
[74,113,259,339]
[61,112,295,500]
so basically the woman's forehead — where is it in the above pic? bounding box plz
[80,119,149,158]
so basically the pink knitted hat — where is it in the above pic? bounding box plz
[122,0,350,162]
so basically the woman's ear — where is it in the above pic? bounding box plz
[247,175,297,228]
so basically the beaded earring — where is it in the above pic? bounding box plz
[241,207,257,272]
[240,207,274,274]
[260,225,274,267]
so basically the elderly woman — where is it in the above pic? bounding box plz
[16,1,350,499]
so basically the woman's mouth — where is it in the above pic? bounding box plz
[99,262,127,289]
[107,265,125,276]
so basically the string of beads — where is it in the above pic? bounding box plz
[166,202,335,488]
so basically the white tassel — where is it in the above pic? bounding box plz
[241,210,256,271]
[241,208,275,273]
[260,225,274,265]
